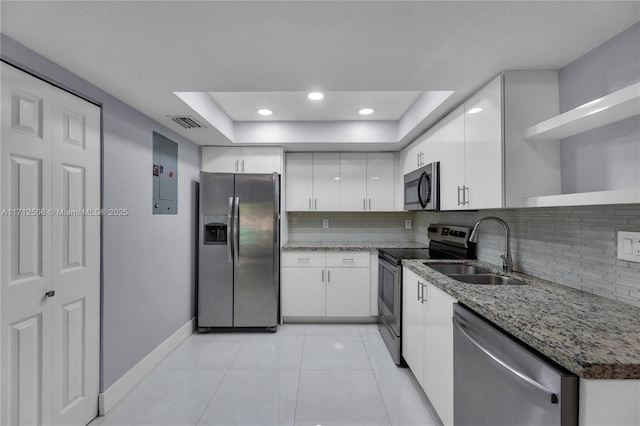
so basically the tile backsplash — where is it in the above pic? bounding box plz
[287,205,640,308]
[287,212,414,242]
[414,205,640,308]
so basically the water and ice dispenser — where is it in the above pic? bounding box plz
[203,215,227,245]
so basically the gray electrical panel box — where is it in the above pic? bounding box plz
[152,132,178,214]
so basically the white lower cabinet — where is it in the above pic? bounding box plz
[281,266,325,317]
[281,251,370,318]
[325,267,370,317]
[402,268,456,426]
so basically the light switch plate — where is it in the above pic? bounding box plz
[322,219,329,229]
[405,219,412,229]
[617,231,640,263]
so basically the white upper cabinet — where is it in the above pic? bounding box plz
[437,106,465,210]
[404,71,561,210]
[339,153,368,211]
[202,146,282,174]
[462,75,503,210]
[438,76,503,210]
[312,153,341,211]
[366,153,395,211]
[285,153,313,211]
[286,152,394,211]
[402,126,437,176]
[239,147,282,174]
[285,152,340,211]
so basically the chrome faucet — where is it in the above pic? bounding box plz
[469,217,514,272]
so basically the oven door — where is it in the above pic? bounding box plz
[378,256,401,337]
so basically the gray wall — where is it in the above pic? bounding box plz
[558,22,640,194]
[1,34,200,391]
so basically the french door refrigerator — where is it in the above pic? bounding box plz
[198,172,280,329]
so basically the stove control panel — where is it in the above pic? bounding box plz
[428,224,472,247]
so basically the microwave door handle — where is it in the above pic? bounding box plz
[417,173,427,208]
[452,317,559,404]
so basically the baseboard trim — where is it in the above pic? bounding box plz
[282,316,378,324]
[98,317,195,416]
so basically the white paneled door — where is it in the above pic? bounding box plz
[1,63,100,426]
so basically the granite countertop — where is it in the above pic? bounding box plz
[403,259,640,380]
[282,241,429,251]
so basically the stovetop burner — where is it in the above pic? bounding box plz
[378,224,476,265]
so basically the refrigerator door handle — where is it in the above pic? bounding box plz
[233,196,240,262]
[227,197,234,263]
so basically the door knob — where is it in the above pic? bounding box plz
[45,290,55,298]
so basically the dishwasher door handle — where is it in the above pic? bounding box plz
[452,317,559,404]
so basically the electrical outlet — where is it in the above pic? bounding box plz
[617,231,640,263]
[405,219,412,229]
[323,219,329,229]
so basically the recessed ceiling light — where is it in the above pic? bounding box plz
[467,107,483,114]
[258,109,273,116]
[308,92,325,101]
[358,108,374,116]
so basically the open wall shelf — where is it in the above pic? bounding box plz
[524,82,640,141]
[523,188,640,208]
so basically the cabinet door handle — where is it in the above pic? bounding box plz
[368,198,371,210]
[457,186,463,206]
[45,290,55,298]
[464,186,470,205]
[322,269,324,282]
[421,283,427,304]
[241,158,245,172]
[342,258,354,263]
[297,257,310,263]
[327,270,331,282]
[235,159,239,173]
[417,154,420,168]
[314,198,317,210]
[417,281,421,301]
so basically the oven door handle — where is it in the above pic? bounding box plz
[378,256,398,272]
[452,317,559,404]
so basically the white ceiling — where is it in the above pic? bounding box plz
[1,1,639,151]
[208,91,423,121]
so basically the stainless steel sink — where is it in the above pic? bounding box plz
[449,274,526,286]
[426,263,492,275]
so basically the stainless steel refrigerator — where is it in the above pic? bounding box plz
[198,172,280,329]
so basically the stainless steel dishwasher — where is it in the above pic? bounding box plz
[453,304,578,426]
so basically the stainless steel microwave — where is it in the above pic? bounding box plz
[404,162,439,210]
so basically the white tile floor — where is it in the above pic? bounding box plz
[90,324,439,426]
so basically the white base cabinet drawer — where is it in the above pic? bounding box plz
[325,251,370,268]
[281,252,326,267]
